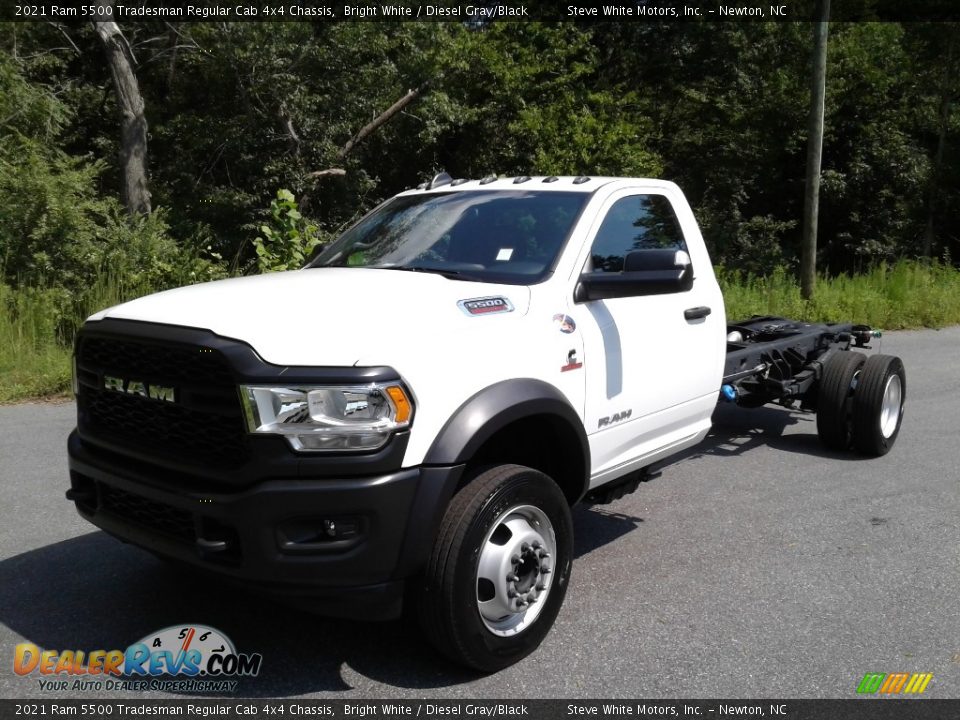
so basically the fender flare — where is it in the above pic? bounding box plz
[423,378,590,502]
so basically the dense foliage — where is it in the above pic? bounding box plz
[1,20,958,284]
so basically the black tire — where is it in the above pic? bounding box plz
[852,354,906,456]
[418,464,573,672]
[816,351,867,450]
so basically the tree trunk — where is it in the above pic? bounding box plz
[93,2,151,216]
[800,0,830,301]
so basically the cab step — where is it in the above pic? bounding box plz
[585,468,659,505]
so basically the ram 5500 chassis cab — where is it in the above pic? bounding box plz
[67,176,906,671]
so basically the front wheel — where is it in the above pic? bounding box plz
[418,464,573,672]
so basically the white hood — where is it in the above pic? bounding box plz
[90,268,532,366]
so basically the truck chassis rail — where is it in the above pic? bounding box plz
[722,316,878,409]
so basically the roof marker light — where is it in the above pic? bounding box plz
[427,172,453,189]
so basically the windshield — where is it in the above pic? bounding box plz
[309,190,589,284]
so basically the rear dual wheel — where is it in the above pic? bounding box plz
[816,351,866,450]
[816,352,906,456]
[851,354,906,456]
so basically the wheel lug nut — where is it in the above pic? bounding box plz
[511,554,521,564]
[507,589,517,598]
[532,541,542,549]
[541,567,551,574]
[536,583,546,591]
[509,573,520,582]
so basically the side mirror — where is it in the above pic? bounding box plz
[574,249,693,302]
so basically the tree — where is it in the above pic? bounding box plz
[307,81,431,180]
[92,0,151,216]
[6,19,958,277]
[0,51,198,294]
[916,24,960,259]
[818,24,928,271]
[430,23,661,178]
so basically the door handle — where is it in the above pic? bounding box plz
[684,306,712,321]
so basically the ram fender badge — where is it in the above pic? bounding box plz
[457,296,514,316]
[598,409,633,429]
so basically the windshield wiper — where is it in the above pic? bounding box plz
[373,266,483,281]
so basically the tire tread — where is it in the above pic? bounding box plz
[852,354,905,456]
[817,351,867,450]
[418,464,570,671]
[420,465,520,664]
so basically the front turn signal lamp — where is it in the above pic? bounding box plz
[239,383,413,452]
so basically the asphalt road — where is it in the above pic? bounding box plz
[1,327,958,700]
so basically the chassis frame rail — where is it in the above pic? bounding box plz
[723,316,877,408]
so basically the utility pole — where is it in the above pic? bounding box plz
[800,0,830,300]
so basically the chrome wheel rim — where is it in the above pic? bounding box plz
[880,374,902,439]
[476,504,555,637]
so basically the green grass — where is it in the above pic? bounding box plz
[2,260,960,403]
[0,272,155,404]
[0,284,70,402]
[718,260,960,329]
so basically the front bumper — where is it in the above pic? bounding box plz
[67,431,463,620]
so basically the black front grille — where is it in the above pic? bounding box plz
[83,388,248,466]
[77,334,249,469]
[100,484,196,543]
[80,336,234,386]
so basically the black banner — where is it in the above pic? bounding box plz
[2,0,960,23]
[0,700,959,720]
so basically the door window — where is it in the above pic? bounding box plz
[589,194,687,273]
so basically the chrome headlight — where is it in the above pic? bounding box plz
[239,383,413,452]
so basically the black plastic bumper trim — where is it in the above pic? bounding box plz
[68,432,463,620]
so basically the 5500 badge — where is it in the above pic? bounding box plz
[14,624,262,686]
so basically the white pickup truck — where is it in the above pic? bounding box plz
[67,175,906,671]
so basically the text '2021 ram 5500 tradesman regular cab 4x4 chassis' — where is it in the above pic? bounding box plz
[67,175,906,671]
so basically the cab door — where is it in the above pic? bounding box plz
[571,188,725,486]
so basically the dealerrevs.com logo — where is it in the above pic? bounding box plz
[14,624,262,693]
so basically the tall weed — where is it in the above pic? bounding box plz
[718,260,960,329]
